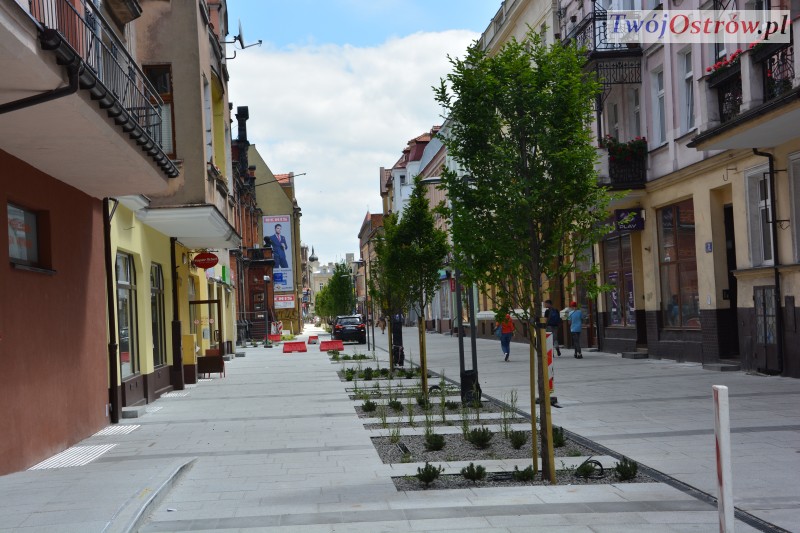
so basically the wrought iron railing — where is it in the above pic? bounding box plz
[566,2,639,54]
[715,68,743,123]
[29,0,166,150]
[608,153,646,188]
[762,44,794,102]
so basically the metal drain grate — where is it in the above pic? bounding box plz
[93,425,139,437]
[198,378,212,382]
[162,391,190,398]
[146,406,163,413]
[28,444,116,470]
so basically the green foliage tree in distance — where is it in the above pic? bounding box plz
[434,31,614,481]
[369,216,402,361]
[316,262,356,324]
[387,176,450,398]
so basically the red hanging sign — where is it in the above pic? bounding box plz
[192,252,218,269]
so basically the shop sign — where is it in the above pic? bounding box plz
[275,294,295,309]
[193,252,218,269]
[615,209,645,232]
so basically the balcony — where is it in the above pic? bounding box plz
[0,0,177,197]
[565,2,643,60]
[596,147,647,190]
[706,64,743,125]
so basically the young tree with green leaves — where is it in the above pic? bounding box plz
[435,31,613,481]
[386,176,450,397]
[369,216,402,362]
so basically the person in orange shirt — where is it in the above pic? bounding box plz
[496,313,515,362]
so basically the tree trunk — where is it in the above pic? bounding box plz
[528,336,539,474]
[417,315,428,399]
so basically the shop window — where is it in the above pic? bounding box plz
[188,277,197,335]
[8,203,50,269]
[658,200,700,328]
[150,263,167,367]
[116,253,139,378]
[603,234,636,326]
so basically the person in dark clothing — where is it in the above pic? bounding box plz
[544,299,562,356]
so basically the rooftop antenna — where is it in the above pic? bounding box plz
[226,20,262,60]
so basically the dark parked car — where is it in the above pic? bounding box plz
[333,315,366,344]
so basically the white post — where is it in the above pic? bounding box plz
[713,385,734,533]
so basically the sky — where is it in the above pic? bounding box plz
[226,0,502,265]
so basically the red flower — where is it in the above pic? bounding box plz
[706,66,713,72]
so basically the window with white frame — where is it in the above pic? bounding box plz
[653,70,667,145]
[203,76,212,163]
[630,88,641,138]
[611,103,620,140]
[746,165,774,266]
[791,155,800,262]
[680,50,695,133]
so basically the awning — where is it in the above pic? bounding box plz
[136,204,241,249]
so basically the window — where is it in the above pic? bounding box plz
[203,76,212,163]
[603,234,636,326]
[150,263,167,367]
[143,65,175,157]
[7,203,40,266]
[188,277,197,335]
[754,286,777,345]
[681,50,695,132]
[653,70,667,144]
[630,88,641,138]
[746,166,774,265]
[791,155,800,261]
[658,200,699,328]
[611,103,620,140]
[116,253,139,378]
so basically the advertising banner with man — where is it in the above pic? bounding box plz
[263,215,294,292]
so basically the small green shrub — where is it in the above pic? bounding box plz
[416,396,431,409]
[344,369,355,382]
[567,449,582,457]
[416,462,443,487]
[363,367,374,381]
[342,354,351,360]
[362,399,377,413]
[388,399,403,411]
[424,432,446,451]
[380,367,390,376]
[467,427,493,449]
[389,427,401,443]
[552,426,566,448]
[615,456,638,481]
[401,452,412,463]
[460,462,486,483]
[509,430,528,450]
[404,370,414,379]
[512,465,535,482]
[329,353,340,361]
[445,400,460,411]
[575,459,601,479]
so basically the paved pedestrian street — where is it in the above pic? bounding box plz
[0,325,796,533]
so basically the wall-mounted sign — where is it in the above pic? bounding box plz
[615,209,645,232]
[275,294,295,309]
[193,252,219,269]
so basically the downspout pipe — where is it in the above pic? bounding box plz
[752,149,784,375]
[170,237,185,390]
[0,62,81,115]
[103,198,120,424]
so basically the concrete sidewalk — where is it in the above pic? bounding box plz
[0,325,792,532]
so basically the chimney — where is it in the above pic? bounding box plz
[236,106,249,142]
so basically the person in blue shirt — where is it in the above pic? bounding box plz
[568,301,583,359]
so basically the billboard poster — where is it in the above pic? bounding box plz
[263,215,294,292]
[275,294,295,309]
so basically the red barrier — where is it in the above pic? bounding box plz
[283,341,307,353]
[319,340,344,351]
[268,334,281,342]
[307,336,319,344]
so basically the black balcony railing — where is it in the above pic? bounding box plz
[608,153,646,189]
[566,2,640,55]
[29,0,168,157]
[715,68,743,124]
[762,44,794,103]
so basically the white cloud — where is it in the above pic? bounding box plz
[228,30,477,263]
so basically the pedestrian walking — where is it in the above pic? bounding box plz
[544,299,562,356]
[377,315,386,334]
[496,313,515,361]
[568,301,583,359]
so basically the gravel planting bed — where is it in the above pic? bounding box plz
[355,399,507,418]
[393,468,655,491]
[372,431,593,464]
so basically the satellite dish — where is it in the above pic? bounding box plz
[237,19,244,48]
[226,19,262,58]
